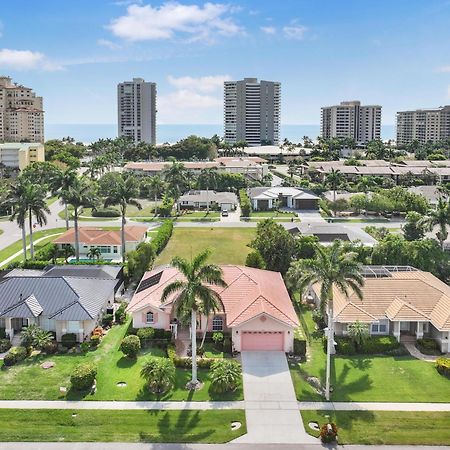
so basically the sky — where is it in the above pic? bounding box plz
[1,0,450,126]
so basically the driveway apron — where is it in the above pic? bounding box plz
[233,351,317,444]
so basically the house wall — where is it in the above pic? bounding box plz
[57,240,142,260]
[232,315,294,352]
[132,306,171,330]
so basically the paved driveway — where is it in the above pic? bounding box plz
[234,351,317,444]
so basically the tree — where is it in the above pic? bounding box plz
[146,175,165,214]
[245,251,265,269]
[87,247,102,261]
[141,357,176,394]
[325,169,344,202]
[421,197,450,249]
[7,181,30,262]
[53,168,77,229]
[250,219,295,274]
[163,162,188,199]
[366,139,388,160]
[198,168,218,213]
[64,177,97,262]
[104,174,142,263]
[347,321,369,350]
[403,211,426,241]
[210,359,241,393]
[127,242,156,282]
[286,241,364,400]
[161,249,227,388]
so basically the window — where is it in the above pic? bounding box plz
[113,246,118,254]
[371,321,388,334]
[212,316,223,331]
[146,312,154,324]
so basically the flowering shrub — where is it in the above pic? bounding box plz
[436,357,450,377]
[320,422,338,443]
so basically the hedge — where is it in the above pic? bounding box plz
[293,337,306,357]
[166,343,216,369]
[335,335,400,355]
[239,189,252,217]
[91,208,120,217]
[70,362,97,390]
[3,346,27,366]
[151,220,173,255]
[436,357,450,377]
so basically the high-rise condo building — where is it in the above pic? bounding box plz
[396,106,450,146]
[0,76,44,143]
[321,101,381,145]
[117,78,156,145]
[224,78,281,146]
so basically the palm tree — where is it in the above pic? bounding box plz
[325,169,344,203]
[53,168,77,230]
[104,174,142,263]
[87,247,102,261]
[163,162,187,199]
[287,241,364,400]
[347,321,369,351]
[64,177,96,262]
[161,249,227,388]
[7,181,29,262]
[421,197,450,249]
[199,168,218,213]
[147,176,165,215]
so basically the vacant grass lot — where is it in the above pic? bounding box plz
[291,305,450,402]
[0,321,243,402]
[301,410,450,445]
[156,227,256,266]
[0,409,246,443]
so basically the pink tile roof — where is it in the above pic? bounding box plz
[127,265,299,328]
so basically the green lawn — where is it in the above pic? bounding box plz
[291,305,450,402]
[175,211,220,222]
[156,227,256,266]
[0,227,66,266]
[0,409,246,443]
[250,210,298,217]
[0,321,243,402]
[46,196,59,206]
[301,410,450,445]
[326,217,390,223]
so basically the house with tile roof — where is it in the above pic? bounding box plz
[248,187,320,211]
[307,265,450,353]
[0,269,117,343]
[127,265,299,352]
[53,226,148,262]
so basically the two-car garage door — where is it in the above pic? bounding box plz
[241,331,284,351]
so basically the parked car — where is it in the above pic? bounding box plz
[221,209,229,217]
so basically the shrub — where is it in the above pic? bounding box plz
[335,337,356,355]
[92,326,104,337]
[151,220,173,255]
[320,423,338,443]
[20,324,54,350]
[245,251,265,269]
[312,309,326,329]
[0,328,5,339]
[210,360,241,393]
[34,243,59,262]
[3,346,27,366]
[154,329,172,340]
[42,341,58,355]
[347,321,370,350]
[70,362,97,391]
[141,356,176,393]
[223,336,232,354]
[239,189,251,217]
[436,357,450,377]
[101,314,114,328]
[0,339,11,353]
[416,338,440,355]
[80,342,90,353]
[61,333,77,349]
[120,335,141,358]
[115,303,128,324]
[137,327,156,341]
[212,332,224,347]
[293,338,306,357]
[90,334,101,348]
[156,197,175,217]
[91,207,120,217]
[360,336,400,354]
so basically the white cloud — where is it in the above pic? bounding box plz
[0,48,62,71]
[108,2,243,42]
[260,26,276,35]
[437,65,450,73]
[283,23,308,40]
[167,74,231,93]
[97,38,122,50]
[159,74,229,123]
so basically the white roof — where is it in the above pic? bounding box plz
[250,187,319,200]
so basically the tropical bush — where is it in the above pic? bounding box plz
[3,346,27,366]
[141,356,176,393]
[42,341,58,354]
[120,334,141,358]
[210,359,241,393]
[151,220,173,254]
[20,324,54,350]
[61,333,77,348]
[137,327,155,341]
[70,362,97,390]
[336,335,400,355]
[293,337,306,356]
[0,339,11,353]
[156,196,175,217]
[212,332,224,347]
[347,321,370,350]
[245,251,265,269]
[91,207,120,217]
[436,357,450,377]
[416,338,440,355]
[115,303,127,324]
[90,334,101,348]
[320,423,338,443]
[101,314,114,327]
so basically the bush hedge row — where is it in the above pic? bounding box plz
[335,335,400,355]
[92,208,120,217]
[151,220,173,255]
[166,343,216,369]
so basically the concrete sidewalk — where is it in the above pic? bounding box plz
[299,401,450,411]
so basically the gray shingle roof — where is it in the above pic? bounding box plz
[178,190,238,204]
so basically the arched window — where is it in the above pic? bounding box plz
[212,316,223,331]
[146,311,154,324]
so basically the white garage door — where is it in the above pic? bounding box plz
[241,331,284,351]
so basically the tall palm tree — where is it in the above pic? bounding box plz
[8,181,50,260]
[104,174,142,263]
[421,197,450,249]
[161,249,227,388]
[147,176,165,215]
[199,168,218,213]
[64,177,96,262]
[325,169,344,203]
[287,241,364,400]
[163,162,187,199]
[54,168,77,230]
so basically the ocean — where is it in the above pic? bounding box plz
[45,123,396,145]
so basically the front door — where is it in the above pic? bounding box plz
[400,321,410,332]
[11,318,28,333]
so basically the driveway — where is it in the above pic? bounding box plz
[220,205,241,223]
[234,351,317,444]
[295,210,325,222]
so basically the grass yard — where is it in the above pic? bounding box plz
[0,321,243,402]
[0,409,246,443]
[175,211,220,222]
[250,210,298,217]
[156,227,256,266]
[46,196,59,206]
[327,217,390,223]
[0,227,66,266]
[301,410,450,445]
[291,304,450,403]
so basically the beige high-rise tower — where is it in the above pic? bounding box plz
[0,76,44,143]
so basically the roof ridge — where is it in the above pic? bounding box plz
[392,296,429,319]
